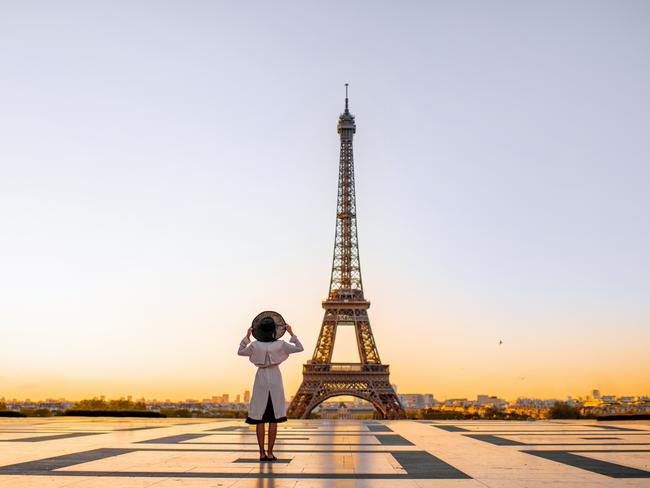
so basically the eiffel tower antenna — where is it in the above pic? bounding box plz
[287,87,405,419]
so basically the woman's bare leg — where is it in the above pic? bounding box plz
[256,424,266,458]
[267,422,278,458]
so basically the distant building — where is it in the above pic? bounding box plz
[513,398,560,409]
[399,394,436,409]
[338,403,351,420]
[475,395,508,410]
[318,400,375,419]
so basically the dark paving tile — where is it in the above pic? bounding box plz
[432,425,469,432]
[391,451,470,479]
[595,425,644,432]
[581,437,622,440]
[463,432,650,436]
[465,434,525,446]
[137,434,208,444]
[207,426,249,432]
[523,450,650,478]
[174,422,214,425]
[376,434,414,446]
[0,448,127,475]
[0,432,101,443]
[367,425,393,432]
[436,427,640,434]
[464,434,650,447]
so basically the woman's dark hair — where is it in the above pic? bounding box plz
[260,317,276,335]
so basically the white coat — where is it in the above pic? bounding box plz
[238,334,304,420]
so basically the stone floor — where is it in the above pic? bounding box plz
[0,417,649,487]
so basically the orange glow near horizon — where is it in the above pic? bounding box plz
[2,297,648,402]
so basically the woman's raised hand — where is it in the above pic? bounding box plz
[286,324,294,336]
[247,326,253,339]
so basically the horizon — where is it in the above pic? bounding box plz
[1,1,649,403]
[5,387,649,404]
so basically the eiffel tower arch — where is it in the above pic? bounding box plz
[288,86,405,420]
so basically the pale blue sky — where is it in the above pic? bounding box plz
[1,1,648,401]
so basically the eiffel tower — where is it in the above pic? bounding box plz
[288,86,405,420]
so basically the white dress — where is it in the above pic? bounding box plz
[238,334,304,421]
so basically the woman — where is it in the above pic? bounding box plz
[238,311,304,461]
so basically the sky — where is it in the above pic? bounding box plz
[1,1,649,402]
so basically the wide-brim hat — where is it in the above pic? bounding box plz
[251,311,287,342]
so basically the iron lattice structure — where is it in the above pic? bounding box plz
[288,88,405,420]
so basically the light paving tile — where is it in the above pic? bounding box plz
[0,475,84,487]
[294,481,418,488]
[66,477,169,487]
[154,479,240,488]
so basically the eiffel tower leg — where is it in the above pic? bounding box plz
[287,380,316,419]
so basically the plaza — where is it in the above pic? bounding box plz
[0,417,649,487]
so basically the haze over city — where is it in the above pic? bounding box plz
[1,0,649,403]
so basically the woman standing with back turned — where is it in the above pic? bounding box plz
[237,311,304,461]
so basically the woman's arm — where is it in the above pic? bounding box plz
[282,324,304,354]
[237,327,254,356]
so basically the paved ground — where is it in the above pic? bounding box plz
[0,417,649,487]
